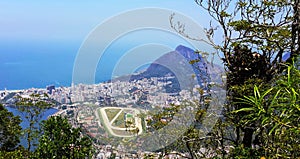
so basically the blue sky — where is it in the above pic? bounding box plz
[0,1,216,89]
[0,1,209,44]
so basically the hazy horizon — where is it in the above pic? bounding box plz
[0,1,215,90]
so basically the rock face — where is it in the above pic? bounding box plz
[115,45,224,93]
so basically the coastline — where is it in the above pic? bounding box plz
[48,109,65,118]
[0,89,24,93]
[0,88,48,92]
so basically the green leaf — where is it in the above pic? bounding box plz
[220,10,230,17]
[232,107,255,113]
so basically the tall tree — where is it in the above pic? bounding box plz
[193,0,297,66]
[291,0,300,62]
[168,1,300,157]
[35,116,94,159]
[185,0,300,148]
[15,93,54,151]
[0,104,22,151]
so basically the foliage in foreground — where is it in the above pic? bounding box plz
[0,147,29,159]
[34,116,94,159]
[0,113,94,159]
[16,93,54,151]
[0,104,22,151]
[235,63,300,158]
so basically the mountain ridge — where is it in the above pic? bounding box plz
[112,45,224,93]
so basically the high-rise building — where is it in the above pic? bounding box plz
[46,85,55,94]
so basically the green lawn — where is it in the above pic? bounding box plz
[112,111,126,128]
[97,109,113,137]
[97,107,144,138]
[105,108,121,122]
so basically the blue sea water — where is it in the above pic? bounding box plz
[0,53,119,90]
[0,29,196,90]
[5,106,58,150]
[0,51,116,90]
[0,40,77,90]
[0,41,127,90]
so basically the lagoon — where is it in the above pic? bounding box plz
[6,106,58,150]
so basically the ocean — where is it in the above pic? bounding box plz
[0,30,193,90]
[0,49,75,90]
[0,51,115,90]
[0,44,124,90]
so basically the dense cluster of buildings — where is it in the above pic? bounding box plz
[0,75,214,159]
